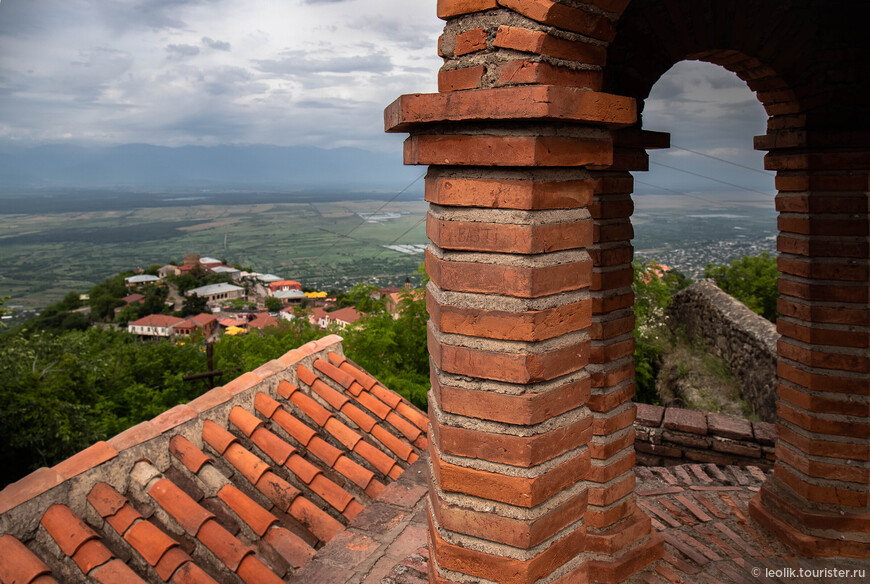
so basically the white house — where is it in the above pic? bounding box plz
[127,314,183,337]
[187,283,245,303]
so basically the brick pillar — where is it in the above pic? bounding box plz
[585,131,668,582]
[386,89,661,584]
[749,137,870,557]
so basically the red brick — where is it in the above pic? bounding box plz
[454,28,488,56]
[426,249,591,298]
[496,60,603,90]
[493,26,607,65]
[429,512,584,584]
[432,374,591,426]
[430,441,590,508]
[429,328,589,383]
[774,464,869,507]
[428,295,591,342]
[662,408,707,435]
[427,214,592,254]
[635,403,664,427]
[497,0,616,41]
[437,0,497,19]
[425,175,593,210]
[587,533,664,584]
[405,134,613,167]
[438,66,485,92]
[433,412,592,466]
[430,480,587,548]
[387,86,634,132]
[776,423,869,461]
[707,413,753,441]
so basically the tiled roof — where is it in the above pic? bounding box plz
[129,314,185,328]
[176,313,218,329]
[121,293,145,304]
[0,335,428,584]
[248,313,279,330]
[187,283,244,297]
[328,307,362,325]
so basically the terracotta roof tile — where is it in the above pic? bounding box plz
[332,455,377,491]
[268,404,318,447]
[148,479,214,536]
[395,401,429,433]
[228,406,264,438]
[201,420,238,455]
[290,391,334,427]
[355,390,392,420]
[73,538,113,573]
[0,535,56,584]
[40,504,99,556]
[328,353,378,391]
[353,440,399,478]
[90,559,148,584]
[341,403,378,433]
[371,425,414,462]
[285,453,321,485]
[288,496,343,543]
[222,443,271,486]
[324,418,362,450]
[217,484,277,536]
[313,358,355,389]
[52,441,118,480]
[169,435,213,474]
[254,392,283,418]
[161,553,215,583]
[194,519,252,572]
[235,554,284,584]
[263,527,317,569]
[369,383,402,410]
[0,337,431,584]
[250,427,295,466]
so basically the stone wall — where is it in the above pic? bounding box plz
[667,280,778,421]
[635,404,776,470]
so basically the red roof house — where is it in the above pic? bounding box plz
[268,280,302,293]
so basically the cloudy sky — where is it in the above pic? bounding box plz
[0,0,774,196]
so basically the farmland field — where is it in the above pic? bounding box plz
[0,188,777,315]
[0,190,429,312]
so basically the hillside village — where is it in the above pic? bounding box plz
[75,252,417,341]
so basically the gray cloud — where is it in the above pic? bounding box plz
[254,51,393,75]
[166,44,200,59]
[202,36,231,51]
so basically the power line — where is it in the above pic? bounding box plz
[649,161,774,198]
[373,215,428,259]
[670,144,772,176]
[633,179,734,208]
[310,171,426,265]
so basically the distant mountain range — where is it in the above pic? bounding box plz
[0,143,420,191]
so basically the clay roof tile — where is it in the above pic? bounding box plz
[309,378,350,411]
[169,435,213,474]
[287,497,343,543]
[337,361,378,391]
[332,456,376,491]
[369,383,402,409]
[313,358,354,389]
[355,391,392,420]
[40,504,98,557]
[249,427,295,466]
[147,479,214,536]
[107,503,142,535]
[161,557,216,584]
[341,403,377,433]
[228,406,264,438]
[87,482,128,518]
[276,380,300,400]
[371,425,414,462]
[235,554,284,584]
[201,420,239,456]
[305,436,343,467]
[123,520,178,566]
[295,364,318,387]
[289,391,333,427]
[89,558,148,584]
[323,418,363,450]
[285,454,321,485]
[386,411,423,443]
[154,547,195,581]
[0,535,56,584]
[222,443,271,486]
[217,484,277,537]
[190,519,253,573]
[253,471,300,513]
[262,527,316,569]
[396,401,430,433]
[254,392,283,418]
[271,407,318,448]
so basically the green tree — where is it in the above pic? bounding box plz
[340,283,385,314]
[705,252,778,322]
[181,293,209,317]
[265,297,283,312]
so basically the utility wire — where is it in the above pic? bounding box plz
[649,161,774,198]
[670,144,772,176]
[373,215,428,259]
[310,170,426,265]
[634,179,734,208]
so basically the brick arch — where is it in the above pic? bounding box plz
[390,1,869,581]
